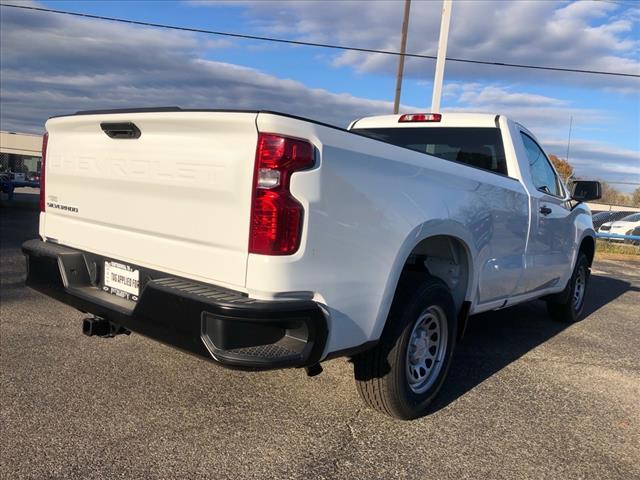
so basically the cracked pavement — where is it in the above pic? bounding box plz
[2,207,639,480]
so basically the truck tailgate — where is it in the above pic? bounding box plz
[42,111,258,289]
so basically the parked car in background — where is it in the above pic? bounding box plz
[598,213,640,241]
[591,212,619,230]
[592,211,637,230]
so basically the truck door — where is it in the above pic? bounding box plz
[517,131,574,293]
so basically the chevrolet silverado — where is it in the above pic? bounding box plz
[23,108,602,419]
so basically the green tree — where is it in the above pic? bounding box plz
[632,187,640,207]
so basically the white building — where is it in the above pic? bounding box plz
[0,130,43,177]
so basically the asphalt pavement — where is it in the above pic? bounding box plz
[2,206,639,480]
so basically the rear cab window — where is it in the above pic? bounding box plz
[352,127,509,176]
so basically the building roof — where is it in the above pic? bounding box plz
[0,131,43,156]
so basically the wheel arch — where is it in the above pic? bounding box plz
[403,235,474,312]
[579,234,596,267]
[371,221,477,343]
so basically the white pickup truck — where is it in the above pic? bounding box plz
[23,108,601,419]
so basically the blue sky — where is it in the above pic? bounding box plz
[1,0,638,190]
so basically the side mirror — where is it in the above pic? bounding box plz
[570,180,602,202]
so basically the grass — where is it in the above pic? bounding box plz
[595,240,640,257]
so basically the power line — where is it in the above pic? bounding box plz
[1,3,639,79]
[594,0,638,6]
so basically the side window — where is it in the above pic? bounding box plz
[520,133,561,197]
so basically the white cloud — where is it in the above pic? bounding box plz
[0,3,415,133]
[442,83,600,134]
[218,0,640,89]
[454,85,568,107]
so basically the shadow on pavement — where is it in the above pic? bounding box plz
[431,273,633,412]
[0,207,39,249]
[0,189,40,212]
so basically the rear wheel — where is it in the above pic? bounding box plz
[546,252,590,323]
[353,275,457,420]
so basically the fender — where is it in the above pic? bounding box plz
[565,205,597,284]
[369,219,477,343]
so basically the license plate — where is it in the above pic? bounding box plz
[103,261,140,301]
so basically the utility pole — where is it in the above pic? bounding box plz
[431,0,452,113]
[393,0,411,114]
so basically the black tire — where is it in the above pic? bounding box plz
[546,252,590,323]
[353,274,457,420]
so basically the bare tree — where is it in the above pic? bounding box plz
[599,182,631,206]
[548,154,573,182]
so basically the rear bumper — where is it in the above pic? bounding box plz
[22,239,327,370]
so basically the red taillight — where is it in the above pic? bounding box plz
[398,113,442,123]
[249,133,314,255]
[39,132,48,212]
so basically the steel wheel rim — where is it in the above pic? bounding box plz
[405,305,448,394]
[573,265,586,310]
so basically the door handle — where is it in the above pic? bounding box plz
[100,122,141,139]
[539,206,552,215]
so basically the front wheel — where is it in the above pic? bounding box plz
[353,275,457,420]
[546,252,590,323]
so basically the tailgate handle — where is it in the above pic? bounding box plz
[100,122,141,139]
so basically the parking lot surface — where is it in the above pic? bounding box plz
[2,207,639,480]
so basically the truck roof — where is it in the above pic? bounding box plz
[349,112,503,130]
